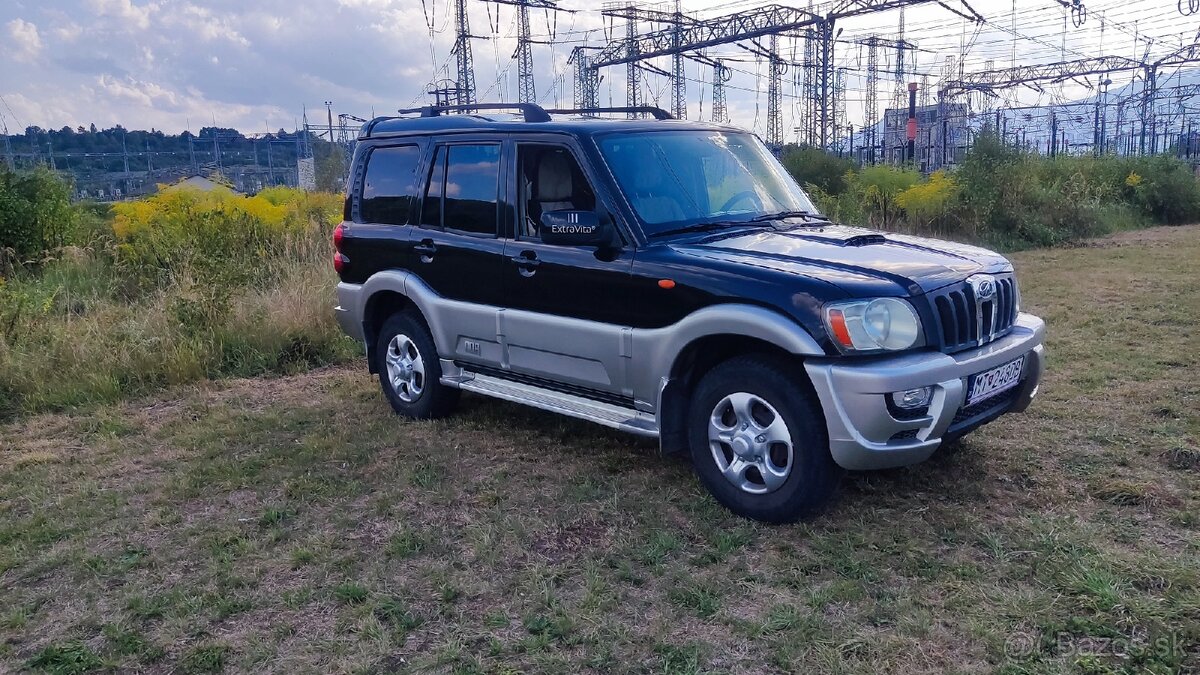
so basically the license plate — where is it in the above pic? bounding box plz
[966,356,1025,406]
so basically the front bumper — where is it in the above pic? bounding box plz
[804,313,1045,471]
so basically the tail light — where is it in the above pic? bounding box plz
[333,223,348,273]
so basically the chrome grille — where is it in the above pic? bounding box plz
[929,274,1018,353]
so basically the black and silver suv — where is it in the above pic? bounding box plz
[333,103,1045,522]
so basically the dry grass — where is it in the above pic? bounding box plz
[2,226,1199,674]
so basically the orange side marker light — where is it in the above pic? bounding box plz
[828,308,853,348]
[658,279,676,289]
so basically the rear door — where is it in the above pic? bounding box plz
[337,141,423,284]
[411,137,509,368]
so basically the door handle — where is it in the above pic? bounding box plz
[510,252,540,276]
[414,239,437,261]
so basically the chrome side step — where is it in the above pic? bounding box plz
[443,367,659,438]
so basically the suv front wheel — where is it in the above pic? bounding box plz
[376,311,460,419]
[687,355,842,523]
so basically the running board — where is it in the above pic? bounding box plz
[443,369,659,438]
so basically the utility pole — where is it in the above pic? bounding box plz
[1142,65,1157,154]
[1099,76,1108,154]
[452,0,477,106]
[1049,111,1058,157]
[325,101,334,142]
[2,118,15,170]
[625,8,640,116]
[121,129,130,197]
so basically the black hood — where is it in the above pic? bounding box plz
[671,224,1012,296]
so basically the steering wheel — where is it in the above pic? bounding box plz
[719,190,764,213]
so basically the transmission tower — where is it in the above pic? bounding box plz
[570,47,600,109]
[711,59,731,123]
[516,2,535,103]
[767,34,786,147]
[801,26,816,145]
[452,0,476,106]
[483,0,568,104]
[891,8,907,111]
[602,4,694,118]
[586,0,983,145]
[833,68,847,152]
[670,0,687,119]
[864,37,880,163]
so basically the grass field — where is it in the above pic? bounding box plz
[2,226,1198,674]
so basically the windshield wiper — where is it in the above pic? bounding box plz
[748,210,830,224]
[649,221,772,239]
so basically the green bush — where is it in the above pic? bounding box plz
[0,166,77,263]
[785,131,1200,249]
[780,145,855,195]
[1127,155,1200,225]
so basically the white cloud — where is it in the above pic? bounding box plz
[6,18,43,63]
[163,4,251,47]
[85,0,156,30]
[97,74,182,109]
[52,22,83,42]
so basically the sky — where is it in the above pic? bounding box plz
[1,0,1196,139]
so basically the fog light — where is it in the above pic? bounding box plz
[891,387,933,409]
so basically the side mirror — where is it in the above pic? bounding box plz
[539,210,609,246]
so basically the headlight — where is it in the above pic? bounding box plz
[823,298,924,353]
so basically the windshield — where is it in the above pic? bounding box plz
[597,130,819,236]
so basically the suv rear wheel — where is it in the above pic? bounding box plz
[687,354,842,523]
[376,311,460,419]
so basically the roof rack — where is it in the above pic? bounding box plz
[395,103,552,123]
[545,106,675,120]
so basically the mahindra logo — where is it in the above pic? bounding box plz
[968,274,996,300]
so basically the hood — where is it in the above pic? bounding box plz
[672,224,1012,295]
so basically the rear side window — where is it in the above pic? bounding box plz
[360,145,420,224]
[417,143,501,236]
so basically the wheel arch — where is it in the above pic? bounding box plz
[648,306,827,455]
[359,271,421,374]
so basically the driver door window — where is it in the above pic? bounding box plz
[518,145,596,239]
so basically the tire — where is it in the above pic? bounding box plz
[375,310,460,419]
[687,354,842,523]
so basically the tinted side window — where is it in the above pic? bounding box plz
[443,144,500,236]
[420,146,447,229]
[361,145,420,224]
